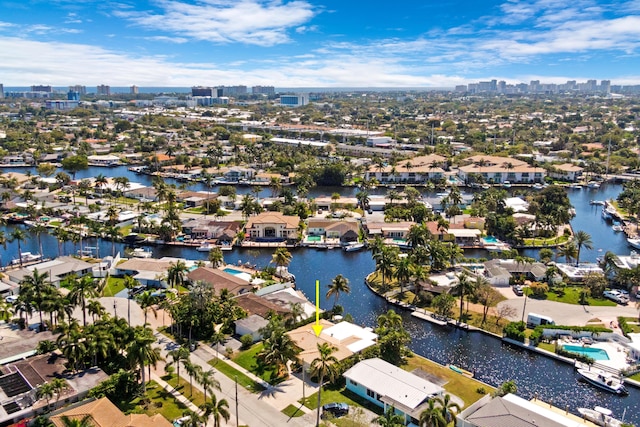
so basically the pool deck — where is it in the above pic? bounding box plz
[561,339,632,370]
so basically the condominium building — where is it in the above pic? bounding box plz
[96,84,110,96]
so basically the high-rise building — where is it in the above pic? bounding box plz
[130,85,139,94]
[192,86,216,97]
[97,84,111,96]
[67,90,80,101]
[31,85,52,93]
[600,80,611,93]
[0,83,4,99]
[69,85,86,95]
[252,85,275,96]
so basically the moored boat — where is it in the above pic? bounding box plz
[10,252,42,265]
[449,364,474,378]
[130,248,153,258]
[588,181,601,189]
[577,406,623,427]
[196,241,214,252]
[577,368,628,395]
[612,224,623,232]
[343,242,365,252]
[627,238,640,250]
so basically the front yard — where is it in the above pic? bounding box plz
[543,287,617,306]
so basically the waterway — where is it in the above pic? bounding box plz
[1,166,638,423]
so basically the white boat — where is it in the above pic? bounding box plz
[602,205,616,220]
[130,248,153,258]
[590,200,605,205]
[532,183,543,190]
[577,406,623,427]
[219,242,233,251]
[627,238,640,250]
[196,241,214,252]
[10,252,42,265]
[569,183,583,189]
[612,224,624,232]
[588,181,601,189]
[343,242,365,252]
[577,368,628,395]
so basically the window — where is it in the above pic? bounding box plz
[367,389,375,398]
[349,380,357,386]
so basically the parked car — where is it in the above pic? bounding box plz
[129,284,146,298]
[603,290,629,305]
[322,402,349,418]
[512,285,524,296]
[4,295,18,304]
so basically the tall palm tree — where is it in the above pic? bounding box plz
[200,393,230,427]
[208,247,224,267]
[123,275,139,325]
[435,393,461,423]
[374,246,398,293]
[453,272,475,324]
[271,247,292,272]
[419,399,446,427]
[183,359,203,396]
[375,406,405,426]
[167,260,188,289]
[29,222,47,259]
[197,369,221,403]
[168,346,190,386]
[9,228,26,267]
[310,343,338,427]
[558,243,578,265]
[573,230,593,266]
[0,230,6,267]
[67,274,98,327]
[326,274,350,309]
[20,268,49,328]
[127,326,162,389]
[394,256,413,298]
[137,291,158,325]
[87,300,106,322]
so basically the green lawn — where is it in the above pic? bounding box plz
[207,358,265,392]
[103,277,126,297]
[300,385,383,415]
[542,287,616,306]
[282,404,306,418]
[537,342,556,353]
[127,380,187,422]
[523,235,569,246]
[119,224,134,236]
[162,373,206,407]
[232,343,279,384]
[621,317,640,333]
[629,372,640,381]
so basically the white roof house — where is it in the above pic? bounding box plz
[344,358,444,421]
[504,197,529,213]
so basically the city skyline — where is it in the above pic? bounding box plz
[2,0,640,87]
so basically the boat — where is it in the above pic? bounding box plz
[10,252,42,265]
[532,183,543,190]
[569,183,583,189]
[449,364,474,378]
[627,238,640,250]
[590,200,605,205]
[576,368,628,395]
[588,181,601,189]
[77,246,96,257]
[343,242,365,252]
[196,241,214,252]
[219,242,233,251]
[130,248,153,258]
[577,406,623,427]
[612,224,624,232]
[602,204,617,220]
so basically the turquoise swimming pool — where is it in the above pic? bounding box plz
[483,236,498,243]
[562,345,610,361]
[223,267,244,275]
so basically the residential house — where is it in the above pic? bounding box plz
[187,267,254,295]
[223,166,255,182]
[7,257,94,287]
[549,163,584,182]
[116,257,196,288]
[235,292,292,318]
[245,211,300,241]
[457,155,545,184]
[457,393,591,427]
[483,259,547,286]
[344,358,444,425]
[288,321,377,369]
[365,154,447,184]
[182,219,241,242]
[124,186,158,202]
[235,315,269,342]
[176,190,218,208]
[314,196,358,211]
[364,221,415,243]
[306,218,360,243]
[50,397,171,427]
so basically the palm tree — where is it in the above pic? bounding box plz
[573,230,593,266]
[272,247,292,270]
[167,260,188,289]
[67,274,98,327]
[558,243,578,265]
[197,369,221,403]
[20,268,49,328]
[356,190,370,211]
[310,343,338,427]
[183,359,203,396]
[123,275,139,325]
[374,246,398,293]
[9,228,26,267]
[201,393,230,427]
[137,291,158,325]
[419,399,446,427]
[375,406,405,426]
[0,230,6,268]
[37,382,55,408]
[326,274,350,309]
[208,247,224,267]
[29,222,47,259]
[87,300,106,322]
[394,256,413,297]
[168,346,190,386]
[127,326,162,389]
[453,272,475,324]
[258,326,300,379]
[436,393,461,423]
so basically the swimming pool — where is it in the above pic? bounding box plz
[562,345,610,361]
[223,267,244,275]
[307,235,322,242]
[483,236,498,244]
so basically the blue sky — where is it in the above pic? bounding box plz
[2,0,640,87]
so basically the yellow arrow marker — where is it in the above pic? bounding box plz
[312,279,323,337]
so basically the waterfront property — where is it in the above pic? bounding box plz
[555,263,605,281]
[244,211,300,241]
[482,259,547,287]
[457,155,546,184]
[50,396,171,427]
[7,257,94,288]
[116,257,198,288]
[562,344,610,361]
[187,267,254,295]
[457,393,594,427]
[343,357,444,426]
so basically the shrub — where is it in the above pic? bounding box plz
[556,347,595,365]
[618,317,632,338]
[240,334,254,350]
[476,387,487,395]
[529,282,549,298]
[504,321,527,342]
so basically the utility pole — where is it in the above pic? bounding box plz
[235,376,239,427]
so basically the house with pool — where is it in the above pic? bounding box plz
[343,358,445,425]
[244,211,300,242]
[187,267,254,295]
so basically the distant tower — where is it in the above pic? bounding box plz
[97,84,111,96]
[69,85,86,95]
[0,83,4,99]
[130,85,139,95]
[67,90,80,101]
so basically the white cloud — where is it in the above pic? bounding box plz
[115,0,316,46]
[144,35,189,43]
[295,25,318,34]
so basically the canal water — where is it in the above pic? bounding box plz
[1,166,638,423]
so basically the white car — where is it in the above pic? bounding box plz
[4,295,17,304]
[603,290,629,305]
